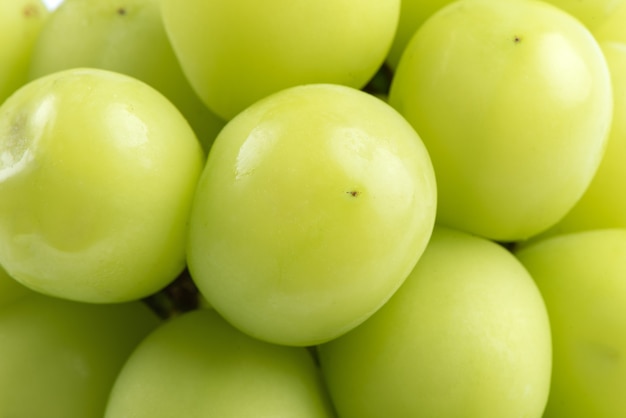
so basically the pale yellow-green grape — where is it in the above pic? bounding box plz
[529,42,626,239]
[389,0,612,242]
[104,309,335,418]
[0,0,49,104]
[28,0,224,153]
[0,292,160,418]
[318,226,552,418]
[539,0,626,30]
[0,68,205,303]
[162,0,400,120]
[385,0,456,69]
[516,229,626,418]
[187,84,437,346]
[0,263,30,307]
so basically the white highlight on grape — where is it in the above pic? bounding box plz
[107,105,149,147]
[0,95,55,182]
[330,126,415,214]
[235,124,279,180]
[42,0,64,10]
[537,33,592,105]
[106,103,151,168]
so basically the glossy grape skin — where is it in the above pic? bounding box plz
[389,0,612,242]
[28,0,224,153]
[0,68,205,303]
[162,0,400,120]
[187,84,437,347]
[104,308,335,418]
[0,0,49,104]
[318,226,552,418]
[529,42,626,238]
[516,229,626,418]
[0,292,160,418]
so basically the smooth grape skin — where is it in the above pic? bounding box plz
[318,226,552,418]
[27,0,225,153]
[161,0,400,120]
[529,42,626,238]
[389,0,612,242]
[187,84,437,347]
[0,0,49,104]
[0,292,160,418]
[0,68,205,303]
[515,229,626,418]
[104,308,335,418]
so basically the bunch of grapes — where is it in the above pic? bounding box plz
[1,0,626,417]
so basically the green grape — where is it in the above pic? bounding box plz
[0,292,160,418]
[161,0,400,120]
[318,226,552,418]
[515,229,626,418]
[539,0,626,30]
[389,0,612,242]
[105,308,335,417]
[28,0,224,153]
[187,83,437,346]
[528,42,626,239]
[0,68,205,303]
[385,0,455,69]
[0,0,49,104]
[0,263,30,307]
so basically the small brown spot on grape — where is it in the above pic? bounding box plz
[117,7,127,16]
[23,4,39,18]
[347,190,360,198]
[513,35,523,44]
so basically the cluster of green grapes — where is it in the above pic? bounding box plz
[1,0,626,416]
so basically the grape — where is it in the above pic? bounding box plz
[318,226,552,418]
[161,0,400,120]
[389,0,612,242]
[529,42,626,238]
[515,229,626,418]
[28,0,225,153]
[0,292,160,418]
[0,0,49,104]
[104,308,335,417]
[0,68,205,303]
[2,0,620,411]
[187,83,437,346]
